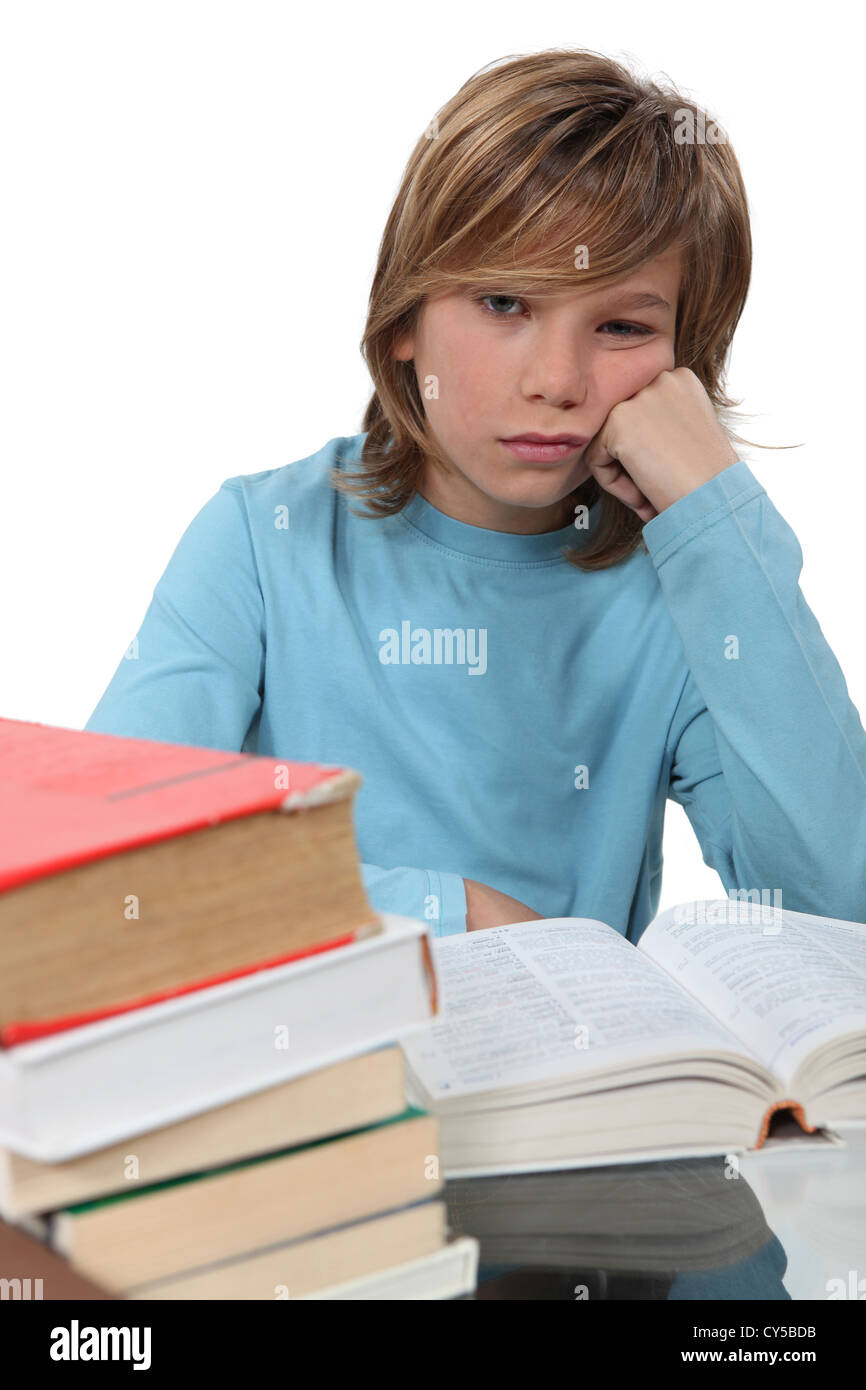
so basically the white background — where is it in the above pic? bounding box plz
[2,1,863,916]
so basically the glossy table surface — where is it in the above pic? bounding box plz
[443,1121,866,1300]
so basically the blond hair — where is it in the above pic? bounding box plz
[331,47,755,570]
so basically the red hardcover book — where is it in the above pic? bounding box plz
[0,719,381,1046]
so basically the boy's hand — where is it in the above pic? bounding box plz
[463,877,544,931]
[581,367,739,522]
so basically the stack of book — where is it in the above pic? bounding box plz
[0,718,478,1299]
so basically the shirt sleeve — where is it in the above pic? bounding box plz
[83,481,468,938]
[642,460,866,926]
[360,864,468,938]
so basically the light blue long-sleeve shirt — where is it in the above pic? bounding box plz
[83,433,866,939]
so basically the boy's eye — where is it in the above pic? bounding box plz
[475,293,524,317]
[601,321,654,338]
[472,294,653,338]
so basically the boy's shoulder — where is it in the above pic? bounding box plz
[219,432,367,506]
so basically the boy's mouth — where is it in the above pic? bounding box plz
[500,434,588,463]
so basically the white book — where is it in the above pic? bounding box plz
[401,898,866,1176]
[0,913,434,1163]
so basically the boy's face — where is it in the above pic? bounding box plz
[392,247,681,533]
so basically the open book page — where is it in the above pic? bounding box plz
[402,917,762,1103]
[638,901,866,1089]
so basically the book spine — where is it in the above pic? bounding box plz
[419,932,438,1016]
[753,1099,815,1148]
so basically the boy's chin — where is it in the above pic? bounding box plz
[479,486,585,527]
[485,476,589,507]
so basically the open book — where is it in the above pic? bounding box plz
[401,898,866,1177]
